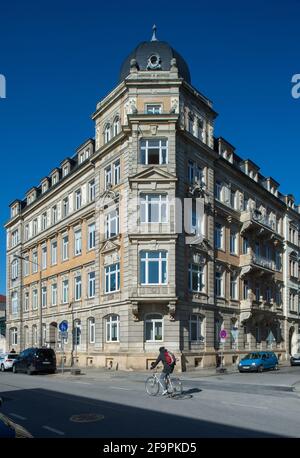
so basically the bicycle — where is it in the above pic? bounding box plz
[145,369,183,397]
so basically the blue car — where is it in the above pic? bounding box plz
[238,351,279,373]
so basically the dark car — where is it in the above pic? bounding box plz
[290,353,300,366]
[13,347,56,375]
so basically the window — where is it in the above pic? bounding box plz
[24,292,29,312]
[145,314,163,342]
[42,287,47,308]
[105,166,112,190]
[266,287,271,303]
[89,180,95,202]
[113,117,120,136]
[197,118,204,141]
[88,318,95,344]
[32,289,38,310]
[88,272,95,298]
[88,223,95,250]
[74,320,81,346]
[74,275,82,301]
[11,292,18,314]
[51,284,57,306]
[189,263,204,292]
[62,234,69,261]
[114,160,120,185]
[10,328,17,346]
[140,194,168,223]
[105,209,119,239]
[11,230,19,247]
[52,206,57,224]
[79,152,85,164]
[190,199,201,234]
[140,251,167,285]
[140,139,168,165]
[215,271,224,297]
[62,197,69,217]
[106,315,119,342]
[230,273,238,300]
[104,124,111,143]
[74,229,82,256]
[275,251,281,271]
[52,175,57,186]
[188,115,194,134]
[243,280,249,300]
[42,213,47,230]
[24,256,29,276]
[75,189,82,210]
[242,237,249,254]
[42,245,47,270]
[105,263,120,293]
[62,280,69,304]
[146,104,161,114]
[24,224,29,241]
[215,223,224,250]
[188,160,203,185]
[230,231,238,255]
[255,284,260,302]
[63,165,69,177]
[11,259,18,280]
[230,190,236,209]
[51,240,57,265]
[215,181,222,201]
[32,219,38,236]
[189,315,204,342]
[32,251,38,273]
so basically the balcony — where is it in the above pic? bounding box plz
[240,210,279,237]
[240,251,277,276]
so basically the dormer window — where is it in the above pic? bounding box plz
[52,175,57,186]
[63,165,69,177]
[42,183,48,193]
[85,148,90,159]
[79,152,85,164]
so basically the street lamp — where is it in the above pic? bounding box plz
[14,254,43,348]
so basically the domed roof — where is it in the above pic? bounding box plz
[119,26,191,84]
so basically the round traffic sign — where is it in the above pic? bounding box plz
[219,329,227,339]
[59,320,68,332]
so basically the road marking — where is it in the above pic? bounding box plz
[73,382,92,385]
[9,413,27,420]
[42,426,65,435]
[221,401,268,410]
[110,386,131,391]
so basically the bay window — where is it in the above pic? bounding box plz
[140,251,167,285]
[140,139,168,165]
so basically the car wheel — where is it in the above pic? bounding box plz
[257,365,263,373]
[1,364,5,372]
[274,364,279,371]
[27,366,33,375]
[12,365,17,374]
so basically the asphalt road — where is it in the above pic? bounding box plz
[1,366,300,438]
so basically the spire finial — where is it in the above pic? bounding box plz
[151,24,158,42]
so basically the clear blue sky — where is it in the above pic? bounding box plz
[1,0,300,294]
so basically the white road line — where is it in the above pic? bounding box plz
[42,426,65,436]
[221,401,268,410]
[73,382,92,385]
[9,413,27,420]
[110,386,132,391]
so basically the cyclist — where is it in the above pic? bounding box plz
[150,346,176,395]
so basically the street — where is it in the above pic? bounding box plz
[1,365,300,438]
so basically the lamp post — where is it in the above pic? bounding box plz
[14,254,43,348]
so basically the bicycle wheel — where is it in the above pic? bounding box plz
[170,378,183,395]
[145,376,160,396]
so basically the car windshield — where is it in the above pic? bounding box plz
[243,353,260,360]
[7,354,19,359]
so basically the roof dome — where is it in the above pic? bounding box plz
[119,25,191,84]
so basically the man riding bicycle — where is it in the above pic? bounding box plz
[150,347,176,395]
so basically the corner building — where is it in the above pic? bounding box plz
[5,29,300,370]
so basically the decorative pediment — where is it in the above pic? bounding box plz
[100,239,120,254]
[129,167,177,187]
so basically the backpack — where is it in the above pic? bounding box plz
[164,350,176,366]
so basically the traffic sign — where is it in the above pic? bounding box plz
[59,331,68,340]
[59,320,68,332]
[219,329,227,340]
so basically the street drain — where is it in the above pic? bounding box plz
[70,413,104,423]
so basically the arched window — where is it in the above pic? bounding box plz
[113,116,120,137]
[74,320,81,346]
[145,314,163,342]
[11,259,18,280]
[104,124,111,144]
[32,325,38,346]
[106,315,119,342]
[10,328,18,346]
[88,317,95,344]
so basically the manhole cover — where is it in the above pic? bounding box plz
[70,413,104,423]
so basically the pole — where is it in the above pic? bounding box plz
[39,268,43,347]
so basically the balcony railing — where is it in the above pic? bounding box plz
[252,254,276,271]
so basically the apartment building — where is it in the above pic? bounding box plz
[5,28,300,370]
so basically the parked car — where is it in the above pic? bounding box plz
[0,398,32,438]
[290,353,300,366]
[13,347,56,375]
[0,352,19,372]
[238,351,279,373]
